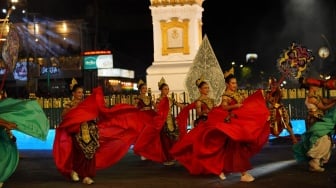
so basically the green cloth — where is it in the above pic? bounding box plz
[293,106,336,162]
[0,98,50,141]
[0,127,19,182]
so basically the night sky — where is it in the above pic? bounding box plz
[4,0,336,82]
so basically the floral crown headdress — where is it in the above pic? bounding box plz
[224,67,234,78]
[196,75,205,87]
[158,77,166,89]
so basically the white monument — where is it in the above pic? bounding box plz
[146,0,205,99]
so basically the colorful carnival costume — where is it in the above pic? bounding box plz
[0,98,49,188]
[170,89,270,181]
[53,87,143,184]
[265,77,297,144]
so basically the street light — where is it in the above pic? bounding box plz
[318,46,330,59]
[246,53,258,63]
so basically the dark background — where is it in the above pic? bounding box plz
[3,0,336,82]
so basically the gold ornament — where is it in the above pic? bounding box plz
[224,67,234,78]
[158,77,167,89]
[138,79,145,86]
[196,75,205,87]
[69,78,78,91]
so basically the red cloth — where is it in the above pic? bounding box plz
[53,87,143,179]
[133,96,170,163]
[175,102,196,140]
[170,89,270,175]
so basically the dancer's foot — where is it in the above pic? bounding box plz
[309,166,325,172]
[240,173,255,182]
[70,171,80,182]
[218,172,226,180]
[163,161,175,166]
[83,177,94,184]
[140,156,147,161]
[309,159,325,172]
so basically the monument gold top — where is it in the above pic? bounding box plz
[150,0,204,6]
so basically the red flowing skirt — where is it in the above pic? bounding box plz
[170,90,270,175]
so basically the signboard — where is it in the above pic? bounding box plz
[98,68,134,78]
[83,50,113,70]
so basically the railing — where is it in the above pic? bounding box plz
[37,88,335,129]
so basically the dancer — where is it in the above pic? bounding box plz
[265,77,298,144]
[133,79,155,160]
[134,79,153,111]
[193,77,215,127]
[293,82,336,172]
[54,85,144,185]
[59,84,98,184]
[170,73,270,182]
[175,77,215,140]
[0,94,49,188]
[305,84,336,130]
[133,77,184,165]
[0,118,17,188]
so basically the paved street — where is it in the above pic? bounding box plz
[4,137,336,188]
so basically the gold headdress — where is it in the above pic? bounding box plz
[70,78,78,91]
[196,75,205,87]
[224,67,234,78]
[158,77,166,89]
[138,79,145,89]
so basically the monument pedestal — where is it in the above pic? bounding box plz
[146,61,192,94]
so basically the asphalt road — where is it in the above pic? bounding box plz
[4,137,336,188]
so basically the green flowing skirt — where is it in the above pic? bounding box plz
[0,127,19,182]
[293,106,336,162]
[0,98,50,140]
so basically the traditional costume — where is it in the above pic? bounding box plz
[0,98,49,187]
[53,87,143,182]
[170,90,270,177]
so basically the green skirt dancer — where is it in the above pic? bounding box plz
[0,127,18,183]
[292,106,336,170]
[0,98,49,187]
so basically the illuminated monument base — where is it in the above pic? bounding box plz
[146,61,193,100]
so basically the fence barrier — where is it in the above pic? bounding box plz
[34,88,335,129]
